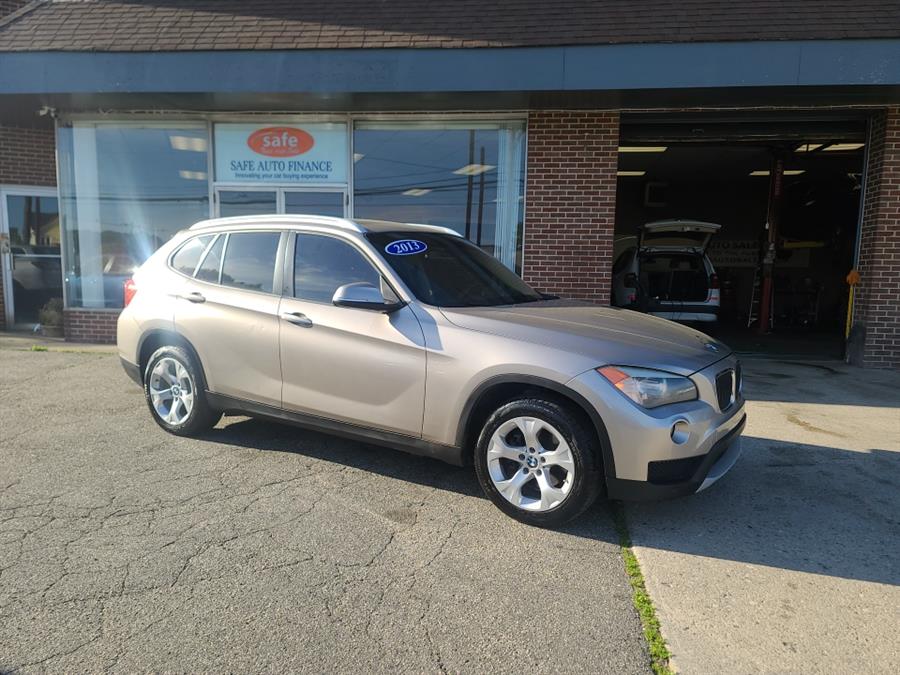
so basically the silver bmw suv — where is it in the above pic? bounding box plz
[118,215,745,526]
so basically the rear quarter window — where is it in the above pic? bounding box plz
[170,235,212,276]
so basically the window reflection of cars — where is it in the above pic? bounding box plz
[10,245,62,290]
[67,253,139,307]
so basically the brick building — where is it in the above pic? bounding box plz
[0,0,898,367]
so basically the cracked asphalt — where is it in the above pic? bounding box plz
[0,349,649,673]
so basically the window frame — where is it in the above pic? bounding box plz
[168,229,287,296]
[285,230,399,307]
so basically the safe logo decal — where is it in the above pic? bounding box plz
[247,127,315,157]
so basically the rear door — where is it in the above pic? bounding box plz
[278,231,426,436]
[174,230,284,406]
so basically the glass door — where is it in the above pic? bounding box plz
[215,187,347,218]
[1,188,62,327]
[216,189,277,218]
[284,190,345,217]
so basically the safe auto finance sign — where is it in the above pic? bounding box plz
[214,123,348,183]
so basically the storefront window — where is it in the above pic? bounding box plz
[353,121,526,272]
[58,122,210,308]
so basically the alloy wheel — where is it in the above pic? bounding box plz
[486,416,576,512]
[148,357,195,425]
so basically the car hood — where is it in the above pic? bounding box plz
[440,300,730,376]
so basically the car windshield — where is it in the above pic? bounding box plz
[366,232,544,307]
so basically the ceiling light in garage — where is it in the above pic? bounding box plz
[402,188,432,196]
[169,135,208,152]
[823,143,865,152]
[618,146,668,153]
[749,170,806,176]
[453,164,496,176]
[795,144,824,152]
[617,170,646,177]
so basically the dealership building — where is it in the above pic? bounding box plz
[0,0,899,367]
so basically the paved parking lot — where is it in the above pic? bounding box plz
[0,348,648,673]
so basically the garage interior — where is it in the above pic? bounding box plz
[615,112,867,358]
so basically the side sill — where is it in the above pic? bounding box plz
[205,392,466,467]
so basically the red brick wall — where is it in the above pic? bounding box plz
[63,309,120,344]
[0,124,57,187]
[853,107,900,368]
[522,110,619,302]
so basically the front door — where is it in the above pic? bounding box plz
[0,188,61,328]
[279,231,426,436]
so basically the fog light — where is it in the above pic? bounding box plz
[671,421,690,445]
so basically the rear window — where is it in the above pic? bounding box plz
[221,232,281,294]
[195,235,224,283]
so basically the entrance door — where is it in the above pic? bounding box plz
[215,188,347,218]
[0,188,61,327]
[283,190,345,217]
[216,189,277,218]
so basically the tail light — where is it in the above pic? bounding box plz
[708,274,720,304]
[123,278,137,307]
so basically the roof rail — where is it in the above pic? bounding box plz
[188,214,365,232]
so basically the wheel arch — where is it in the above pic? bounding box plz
[137,329,208,389]
[456,375,616,483]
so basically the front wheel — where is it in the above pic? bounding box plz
[474,398,603,527]
[143,345,220,436]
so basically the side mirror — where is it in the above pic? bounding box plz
[332,282,405,313]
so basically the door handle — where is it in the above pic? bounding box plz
[281,311,313,328]
[184,292,206,303]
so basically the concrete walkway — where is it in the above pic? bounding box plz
[0,331,116,353]
[627,358,900,673]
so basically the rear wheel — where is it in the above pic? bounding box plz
[143,345,220,436]
[474,397,602,527]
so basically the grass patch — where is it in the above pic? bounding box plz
[611,501,673,675]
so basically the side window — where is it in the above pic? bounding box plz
[171,235,211,276]
[220,231,281,293]
[195,235,224,283]
[294,234,381,303]
[613,248,635,274]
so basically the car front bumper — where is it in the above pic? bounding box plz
[605,414,744,500]
[566,355,745,500]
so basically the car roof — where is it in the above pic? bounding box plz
[188,214,461,237]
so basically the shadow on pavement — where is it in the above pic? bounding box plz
[627,435,900,587]
[202,417,900,585]
[199,416,618,541]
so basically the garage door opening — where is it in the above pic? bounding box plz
[615,113,867,358]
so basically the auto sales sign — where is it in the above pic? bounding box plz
[214,123,348,183]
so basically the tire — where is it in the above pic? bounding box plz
[474,397,603,527]
[143,345,221,436]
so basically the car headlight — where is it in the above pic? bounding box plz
[597,366,698,409]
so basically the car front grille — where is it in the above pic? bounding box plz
[715,369,735,411]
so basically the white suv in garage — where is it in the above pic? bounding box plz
[612,219,722,323]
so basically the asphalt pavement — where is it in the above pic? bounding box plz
[0,348,649,673]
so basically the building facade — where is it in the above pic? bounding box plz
[0,1,899,367]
